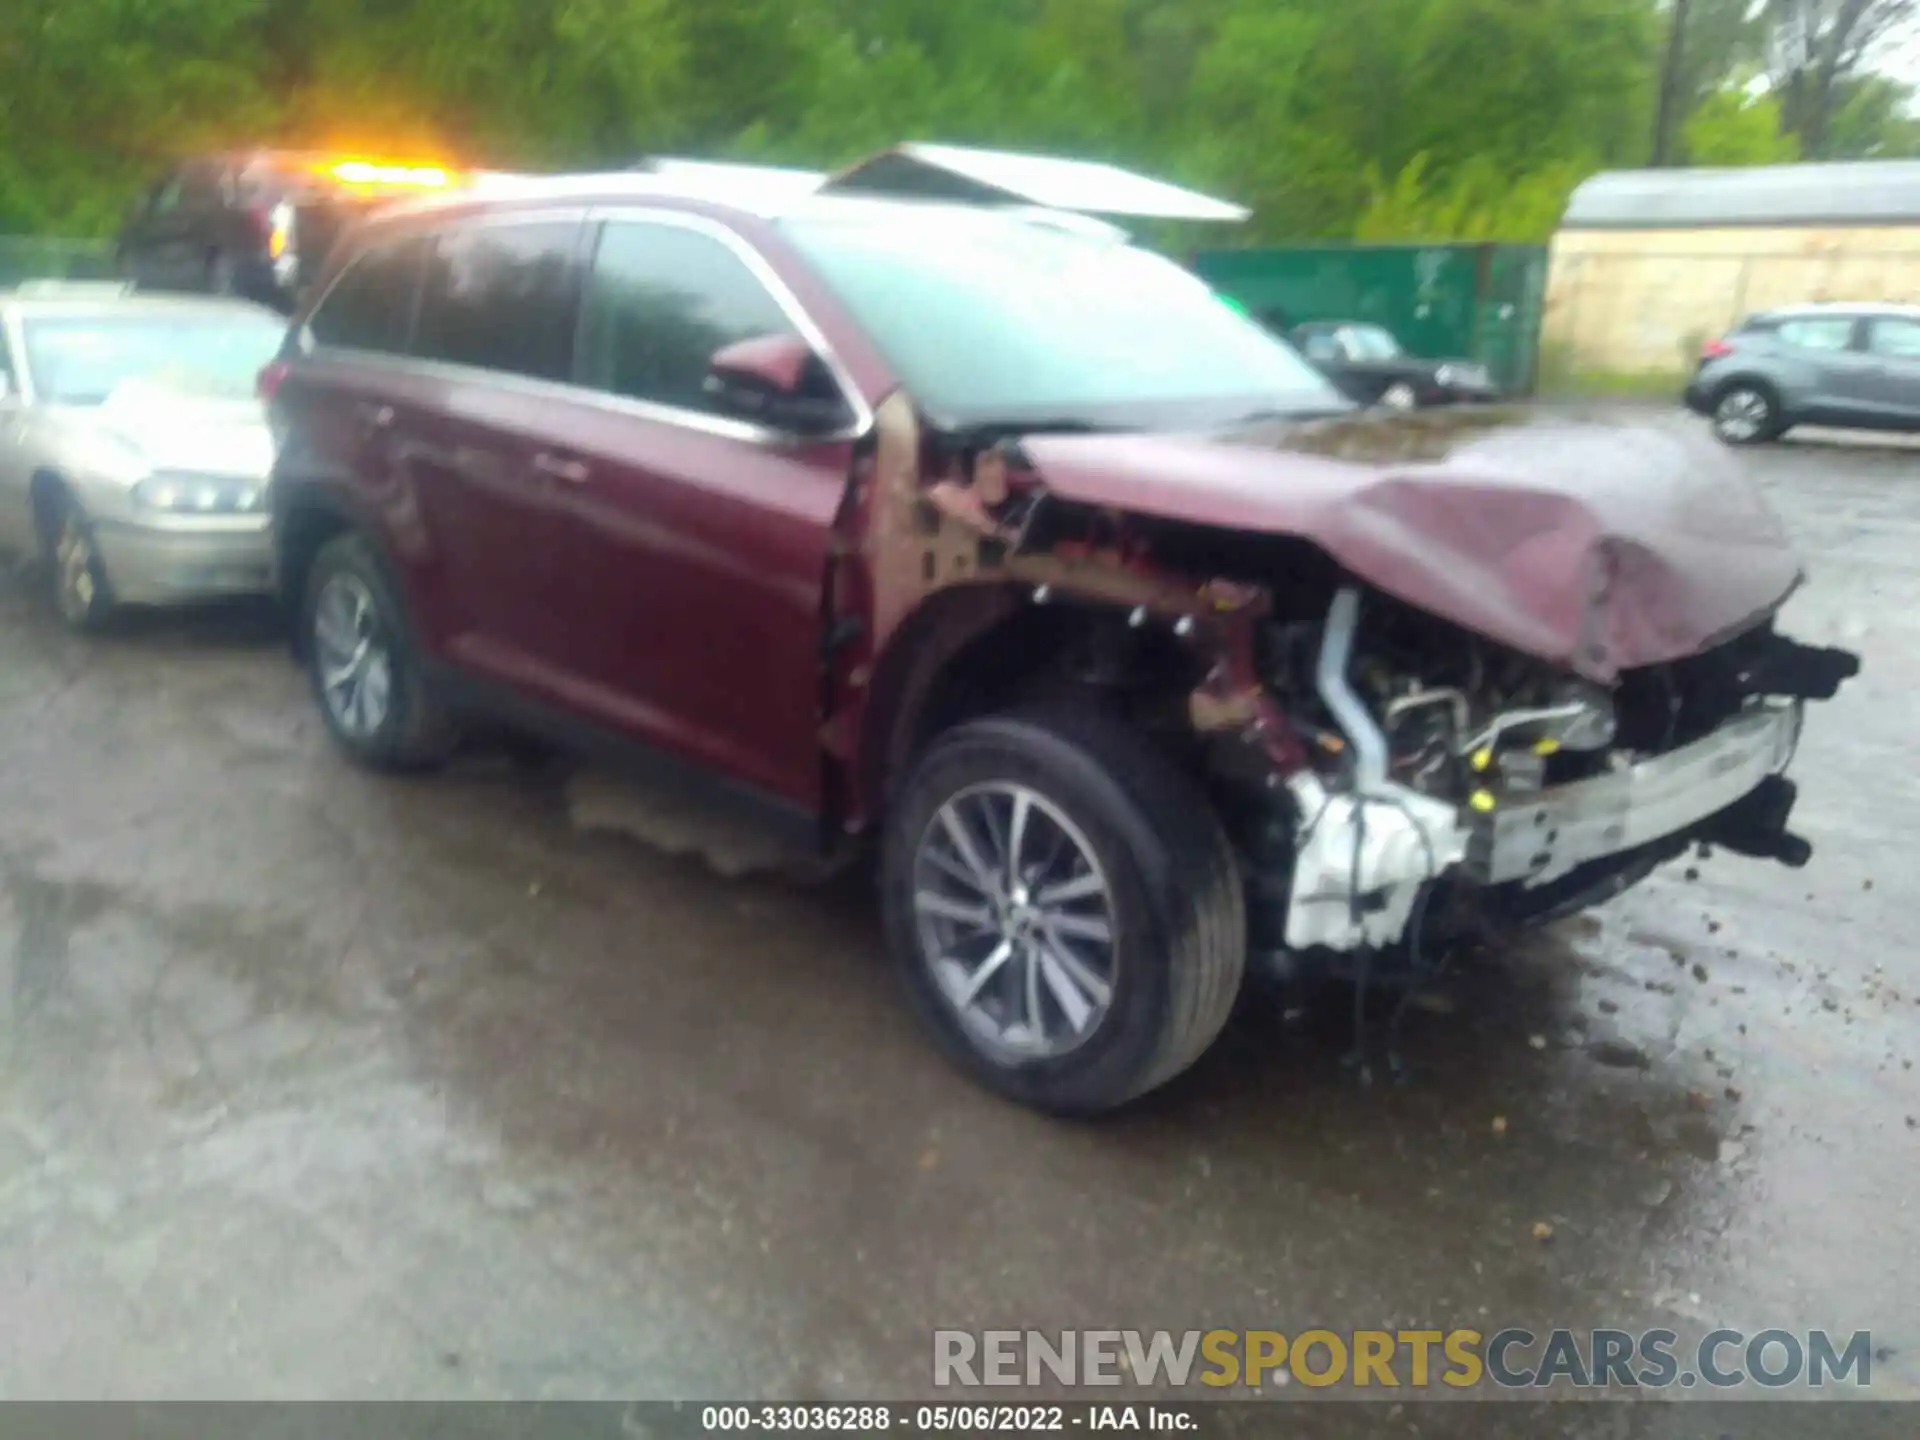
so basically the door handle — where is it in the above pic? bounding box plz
[532,452,590,484]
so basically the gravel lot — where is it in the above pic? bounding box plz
[0,416,1914,1426]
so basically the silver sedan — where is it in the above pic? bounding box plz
[0,284,285,629]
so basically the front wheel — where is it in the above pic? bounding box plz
[302,534,454,771]
[1380,381,1419,411]
[881,710,1246,1114]
[45,495,117,632]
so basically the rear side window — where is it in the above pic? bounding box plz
[412,221,581,382]
[575,219,798,415]
[1775,317,1855,352]
[1866,316,1920,359]
[307,238,425,354]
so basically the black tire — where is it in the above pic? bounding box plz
[1710,380,1783,445]
[301,533,455,771]
[207,251,237,296]
[881,709,1246,1114]
[41,489,118,633]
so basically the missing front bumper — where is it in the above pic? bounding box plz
[1464,701,1803,886]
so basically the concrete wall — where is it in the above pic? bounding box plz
[1543,225,1920,374]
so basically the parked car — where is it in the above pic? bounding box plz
[265,180,1857,1114]
[0,282,284,629]
[116,151,462,313]
[1288,321,1501,409]
[1684,303,1920,444]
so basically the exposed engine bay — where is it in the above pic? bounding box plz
[833,401,1864,999]
[1237,585,1858,959]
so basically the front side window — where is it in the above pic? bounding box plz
[307,237,425,354]
[1867,317,1920,359]
[412,221,582,382]
[22,311,285,406]
[781,209,1341,428]
[1776,317,1856,352]
[1339,325,1403,362]
[576,219,803,416]
[1301,332,1341,363]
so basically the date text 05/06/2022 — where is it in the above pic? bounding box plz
[698,1404,1196,1432]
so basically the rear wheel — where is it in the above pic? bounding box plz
[302,534,454,771]
[1380,381,1419,411]
[1712,382,1780,444]
[881,709,1246,1114]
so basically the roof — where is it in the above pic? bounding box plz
[1751,300,1920,320]
[635,157,827,201]
[820,143,1249,222]
[1562,161,1920,230]
[365,173,1152,244]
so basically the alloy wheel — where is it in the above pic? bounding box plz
[1714,387,1771,443]
[911,782,1119,1062]
[312,571,394,739]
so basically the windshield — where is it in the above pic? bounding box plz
[1341,325,1403,361]
[23,312,286,406]
[781,211,1345,428]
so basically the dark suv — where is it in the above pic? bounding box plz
[118,151,458,313]
[265,177,1853,1113]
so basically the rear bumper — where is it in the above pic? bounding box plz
[1464,702,1803,886]
[1682,377,1713,414]
[93,516,273,606]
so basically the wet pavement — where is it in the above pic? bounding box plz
[0,419,1914,1419]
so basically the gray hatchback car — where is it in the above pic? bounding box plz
[1684,302,1920,444]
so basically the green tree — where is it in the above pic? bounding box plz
[1683,89,1804,163]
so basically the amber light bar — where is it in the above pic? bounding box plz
[319,158,459,190]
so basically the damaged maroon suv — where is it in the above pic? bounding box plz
[265,178,1859,1114]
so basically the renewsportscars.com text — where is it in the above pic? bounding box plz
[933,1328,1875,1391]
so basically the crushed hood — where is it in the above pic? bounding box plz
[1017,408,1803,681]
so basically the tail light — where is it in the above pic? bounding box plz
[1701,338,1734,360]
[257,360,290,402]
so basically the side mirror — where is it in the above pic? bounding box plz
[705,333,851,435]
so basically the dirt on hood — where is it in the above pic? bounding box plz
[1016,406,1804,681]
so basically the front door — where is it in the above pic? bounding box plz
[1863,314,1920,425]
[536,214,859,810]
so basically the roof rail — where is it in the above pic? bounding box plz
[998,205,1132,244]
[14,279,136,299]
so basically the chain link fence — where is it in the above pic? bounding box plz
[0,236,118,287]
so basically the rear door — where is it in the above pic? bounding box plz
[391,214,589,692]
[1862,314,1920,425]
[276,232,428,607]
[532,212,862,808]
